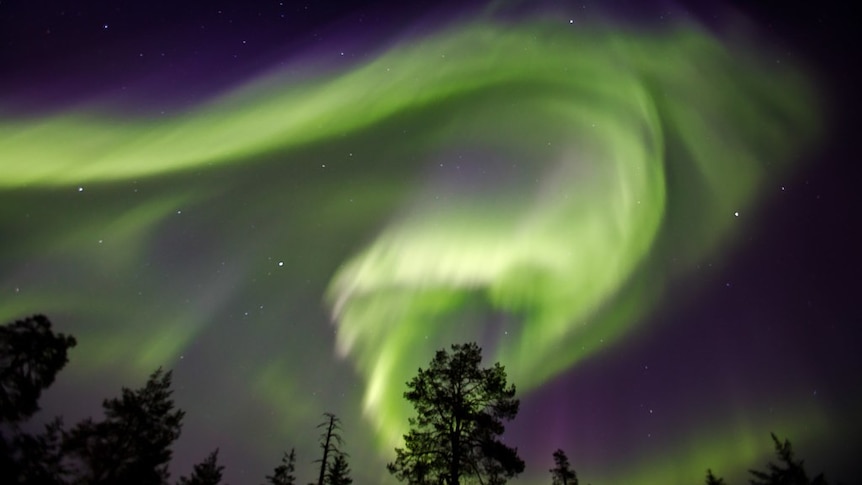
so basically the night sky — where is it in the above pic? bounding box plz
[2,1,860,484]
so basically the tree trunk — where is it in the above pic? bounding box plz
[317,415,335,485]
[450,430,460,485]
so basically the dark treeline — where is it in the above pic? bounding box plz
[0,315,347,485]
[0,315,839,484]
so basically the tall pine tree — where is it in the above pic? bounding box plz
[63,367,184,485]
[387,342,524,485]
[550,449,577,485]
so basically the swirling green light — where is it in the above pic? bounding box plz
[320,23,818,449]
[1,16,820,479]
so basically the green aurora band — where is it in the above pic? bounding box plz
[1,18,822,483]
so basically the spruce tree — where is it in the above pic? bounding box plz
[326,452,352,485]
[749,433,828,485]
[265,448,297,485]
[179,449,224,485]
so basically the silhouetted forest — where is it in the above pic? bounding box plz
[0,315,837,484]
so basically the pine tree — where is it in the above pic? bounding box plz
[705,468,725,485]
[387,342,524,485]
[550,449,578,485]
[326,452,352,485]
[1,315,75,483]
[63,367,185,485]
[265,448,297,485]
[179,449,224,485]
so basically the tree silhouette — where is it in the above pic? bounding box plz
[265,448,297,485]
[3,416,68,484]
[706,468,725,485]
[179,449,224,485]
[1,315,76,483]
[326,451,352,485]
[478,444,508,485]
[315,413,344,485]
[0,314,76,423]
[550,449,578,485]
[387,342,524,485]
[63,367,185,484]
[749,433,828,485]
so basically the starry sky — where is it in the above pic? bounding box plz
[1,1,860,484]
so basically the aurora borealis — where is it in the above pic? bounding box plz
[1,1,859,484]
